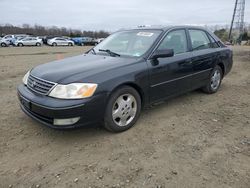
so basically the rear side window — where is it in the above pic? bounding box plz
[207,34,220,48]
[158,29,188,55]
[189,30,211,51]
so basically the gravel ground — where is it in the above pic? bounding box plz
[0,46,249,188]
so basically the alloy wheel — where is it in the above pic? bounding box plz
[210,70,221,90]
[112,94,137,127]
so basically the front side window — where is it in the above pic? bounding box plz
[158,29,188,55]
[93,30,162,57]
[189,30,211,51]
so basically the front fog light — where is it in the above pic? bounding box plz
[53,117,80,126]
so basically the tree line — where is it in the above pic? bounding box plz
[0,24,110,38]
[214,29,249,42]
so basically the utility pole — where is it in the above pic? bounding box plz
[228,0,245,43]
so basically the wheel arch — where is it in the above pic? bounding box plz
[108,82,145,108]
[217,62,225,77]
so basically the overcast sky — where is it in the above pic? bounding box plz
[0,0,249,31]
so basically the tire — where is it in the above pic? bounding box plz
[52,42,57,47]
[94,42,98,46]
[104,86,141,132]
[18,43,23,47]
[36,43,41,46]
[202,65,223,94]
[81,43,85,46]
[1,43,7,47]
[68,42,73,46]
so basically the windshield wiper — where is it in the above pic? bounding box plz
[99,49,120,57]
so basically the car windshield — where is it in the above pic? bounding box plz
[92,30,162,57]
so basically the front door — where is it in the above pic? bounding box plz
[148,29,193,102]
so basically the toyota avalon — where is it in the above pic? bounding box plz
[17,26,233,132]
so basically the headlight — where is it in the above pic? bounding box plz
[23,71,30,85]
[49,83,97,99]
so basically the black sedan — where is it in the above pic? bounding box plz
[17,26,233,132]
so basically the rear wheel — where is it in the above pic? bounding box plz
[202,65,223,94]
[68,42,73,46]
[18,43,23,47]
[104,86,141,132]
[36,42,41,46]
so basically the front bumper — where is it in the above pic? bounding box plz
[17,84,107,129]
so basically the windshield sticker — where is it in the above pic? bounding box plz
[133,53,141,57]
[137,32,154,37]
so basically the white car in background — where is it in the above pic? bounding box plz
[0,38,11,47]
[48,37,74,46]
[96,38,105,43]
[14,37,43,46]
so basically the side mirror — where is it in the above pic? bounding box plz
[151,49,174,60]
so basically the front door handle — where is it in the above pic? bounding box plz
[179,60,192,66]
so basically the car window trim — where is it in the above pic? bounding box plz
[206,32,220,48]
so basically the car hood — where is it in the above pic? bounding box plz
[31,54,137,84]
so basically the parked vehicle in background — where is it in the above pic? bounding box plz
[14,37,43,46]
[47,37,74,46]
[2,34,30,45]
[15,34,30,40]
[71,37,98,46]
[0,38,11,47]
[83,37,98,46]
[71,37,84,46]
[96,38,105,43]
[2,35,16,45]
[42,36,55,44]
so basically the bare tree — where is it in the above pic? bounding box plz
[0,23,110,38]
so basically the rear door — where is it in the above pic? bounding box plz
[30,37,37,45]
[188,29,219,89]
[148,29,193,102]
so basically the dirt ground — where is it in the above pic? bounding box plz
[0,46,249,188]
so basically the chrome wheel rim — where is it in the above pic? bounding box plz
[112,94,137,127]
[210,70,221,90]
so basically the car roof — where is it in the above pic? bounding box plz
[119,25,222,43]
[122,25,210,31]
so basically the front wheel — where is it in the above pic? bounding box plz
[1,43,7,47]
[104,86,141,132]
[52,42,57,46]
[68,42,73,46]
[202,65,223,94]
[36,42,41,46]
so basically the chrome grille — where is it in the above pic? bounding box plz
[27,74,56,95]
